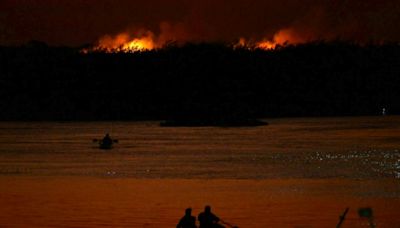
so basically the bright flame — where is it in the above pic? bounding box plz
[122,36,155,51]
[235,28,305,50]
[257,29,305,49]
[91,31,157,52]
[256,40,277,50]
[85,27,307,53]
[234,37,279,50]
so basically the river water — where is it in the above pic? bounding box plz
[0,117,399,227]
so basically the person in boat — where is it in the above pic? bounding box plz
[198,206,224,228]
[177,208,197,228]
[101,133,113,146]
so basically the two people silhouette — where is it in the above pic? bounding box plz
[177,206,226,228]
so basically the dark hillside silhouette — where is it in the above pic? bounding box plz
[0,41,399,121]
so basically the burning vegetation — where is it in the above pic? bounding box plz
[84,27,307,53]
[87,31,157,53]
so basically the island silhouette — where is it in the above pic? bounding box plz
[0,41,399,122]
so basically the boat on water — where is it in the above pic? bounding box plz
[93,133,118,150]
[99,140,113,149]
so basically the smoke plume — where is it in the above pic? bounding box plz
[2,0,399,46]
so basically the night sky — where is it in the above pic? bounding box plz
[1,0,399,46]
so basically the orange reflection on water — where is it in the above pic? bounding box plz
[0,177,399,227]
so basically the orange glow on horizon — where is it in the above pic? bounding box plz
[85,27,305,53]
[91,32,157,53]
[235,29,304,50]
[256,40,277,50]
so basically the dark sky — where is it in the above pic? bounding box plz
[1,0,399,46]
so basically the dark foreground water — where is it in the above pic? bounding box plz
[0,117,399,227]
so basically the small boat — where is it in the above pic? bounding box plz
[99,140,113,150]
[93,134,118,150]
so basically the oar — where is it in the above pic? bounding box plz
[92,139,99,143]
[113,139,119,143]
[220,219,239,228]
[336,207,349,228]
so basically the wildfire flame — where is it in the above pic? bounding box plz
[91,31,157,53]
[256,40,277,50]
[85,27,305,53]
[235,28,303,50]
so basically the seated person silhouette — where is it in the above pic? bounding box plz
[98,133,114,149]
[198,206,224,228]
[177,208,197,228]
[102,133,112,145]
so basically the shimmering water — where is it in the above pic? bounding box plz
[1,116,399,179]
[0,117,400,227]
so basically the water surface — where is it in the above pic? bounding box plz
[0,116,399,227]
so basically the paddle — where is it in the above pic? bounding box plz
[220,219,239,228]
[336,207,349,228]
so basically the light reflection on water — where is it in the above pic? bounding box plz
[0,116,399,179]
[1,117,400,227]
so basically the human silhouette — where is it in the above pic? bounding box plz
[102,133,112,144]
[198,206,224,228]
[99,133,114,149]
[177,208,197,228]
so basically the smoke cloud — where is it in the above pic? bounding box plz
[1,0,399,46]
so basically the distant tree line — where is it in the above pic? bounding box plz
[0,41,399,121]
